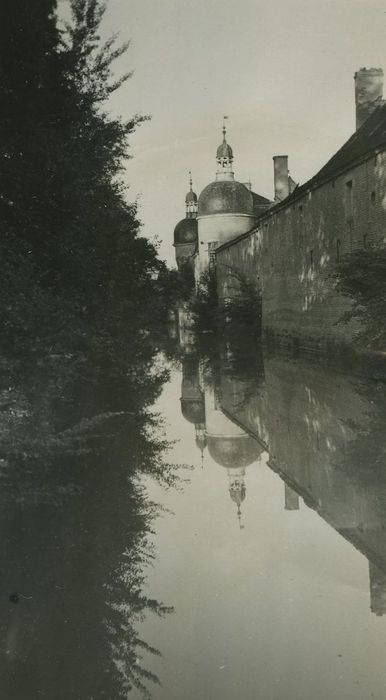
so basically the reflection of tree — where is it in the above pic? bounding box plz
[0,336,180,698]
[0,2,184,697]
[196,333,265,407]
[337,379,386,486]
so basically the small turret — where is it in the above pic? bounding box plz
[173,172,198,269]
[216,117,234,181]
[186,172,198,218]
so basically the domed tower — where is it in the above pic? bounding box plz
[179,356,206,462]
[173,173,198,270]
[196,121,257,278]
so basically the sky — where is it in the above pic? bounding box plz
[64,0,386,265]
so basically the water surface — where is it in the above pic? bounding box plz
[3,339,386,699]
[135,342,386,700]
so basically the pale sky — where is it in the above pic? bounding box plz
[70,0,386,264]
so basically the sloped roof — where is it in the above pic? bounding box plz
[283,102,386,205]
[216,104,386,252]
[173,217,198,244]
[198,180,254,217]
[252,191,271,206]
[251,190,272,217]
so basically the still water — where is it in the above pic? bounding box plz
[134,336,386,700]
[3,331,386,699]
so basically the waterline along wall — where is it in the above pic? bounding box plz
[215,69,386,351]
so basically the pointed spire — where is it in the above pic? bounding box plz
[237,504,245,530]
[228,469,246,528]
[185,171,198,218]
[222,116,228,141]
[216,116,234,180]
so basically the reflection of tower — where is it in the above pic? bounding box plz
[204,380,262,525]
[178,353,263,521]
[369,562,386,616]
[227,466,247,526]
[173,173,198,270]
[180,357,206,462]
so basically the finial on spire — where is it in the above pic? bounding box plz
[216,117,234,180]
[222,115,229,141]
[237,504,245,530]
[185,171,198,216]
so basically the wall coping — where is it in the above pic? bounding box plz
[197,212,256,221]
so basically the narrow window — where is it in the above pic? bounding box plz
[371,191,376,205]
[208,241,217,270]
[345,180,353,223]
[310,249,314,268]
[299,204,303,216]
[363,234,368,248]
[336,239,341,262]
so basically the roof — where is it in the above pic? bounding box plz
[217,140,233,161]
[207,434,263,469]
[282,102,386,205]
[186,189,198,203]
[215,103,386,255]
[174,217,198,244]
[180,399,205,425]
[198,180,254,217]
[251,190,272,216]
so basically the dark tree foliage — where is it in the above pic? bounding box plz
[0,2,181,698]
[0,0,169,357]
[190,268,219,333]
[218,266,262,342]
[189,266,261,342]
[335,246,386,349]
[161,262,195,306]
[0,344,179,699]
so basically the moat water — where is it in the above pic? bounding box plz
[3,330,386,699]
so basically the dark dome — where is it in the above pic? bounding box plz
[198,180,254,217]
[252,190,272,213]
[180,399,205,424]
[216,141,233,160]
[173,217,198,245]
[186,189,198,203]
[207,435,263,469]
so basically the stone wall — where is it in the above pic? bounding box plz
[216,149,386,350]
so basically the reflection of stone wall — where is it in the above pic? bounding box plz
[220,355,386,575]
[216,150,386,349]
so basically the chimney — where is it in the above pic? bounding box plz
[273,155,289,202]
[354,68,383,130]
[284,483,299,511]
